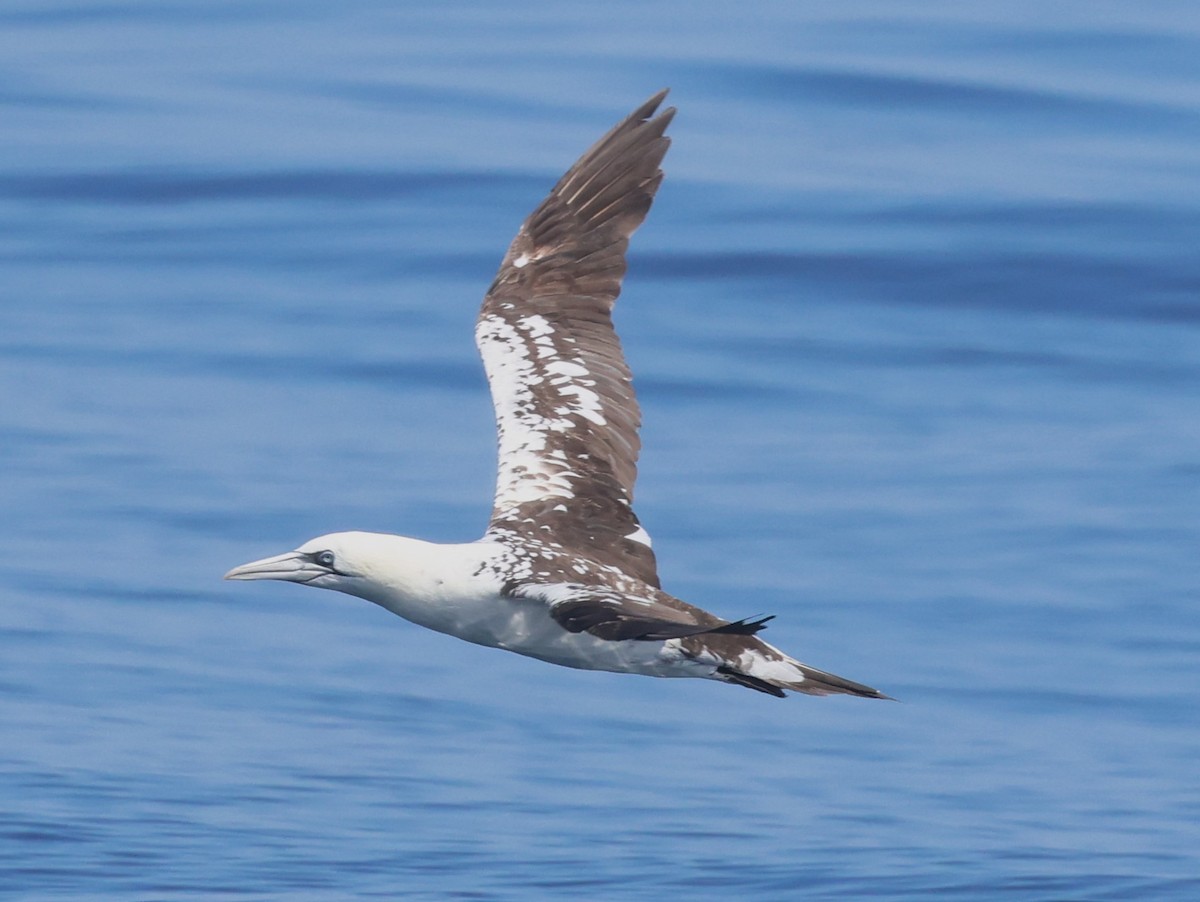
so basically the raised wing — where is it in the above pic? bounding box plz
[475,91,674,585]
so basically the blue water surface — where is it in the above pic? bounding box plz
[2,1,1199,898]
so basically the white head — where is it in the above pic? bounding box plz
[224,531,424,601]
[226,531,498,637]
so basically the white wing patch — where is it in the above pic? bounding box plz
[625,524,652,548]
[477,312,608,510]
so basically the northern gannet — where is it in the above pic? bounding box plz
[226,91,888,700]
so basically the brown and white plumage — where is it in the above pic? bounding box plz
[226,91,888,700]
[476,91,670,589]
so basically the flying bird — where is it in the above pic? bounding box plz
[226,90,888,700]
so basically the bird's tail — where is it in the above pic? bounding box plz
[779,659,892,699]
[701,634,891,699]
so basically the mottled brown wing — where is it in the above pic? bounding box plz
[475,91,673,586]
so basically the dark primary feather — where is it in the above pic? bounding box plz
[554,604,774,642]
[508,582,772,643]
[477,91,674,586]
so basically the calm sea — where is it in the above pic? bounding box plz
[2,1,1198,898]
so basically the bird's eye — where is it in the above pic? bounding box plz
[316,550,336,568]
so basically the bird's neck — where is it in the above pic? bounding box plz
[340,534,505,634]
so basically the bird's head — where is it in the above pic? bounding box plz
[224,532,384,593]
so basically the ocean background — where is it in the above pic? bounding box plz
[2,1,1198,898]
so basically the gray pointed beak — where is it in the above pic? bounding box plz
[224,551,324,583]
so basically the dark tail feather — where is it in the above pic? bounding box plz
[716,665,786,697]
[788,663,894,700]
[716,657,892,700]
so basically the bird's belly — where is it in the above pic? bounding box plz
[373,586,708,678]
[478,600,707,678]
